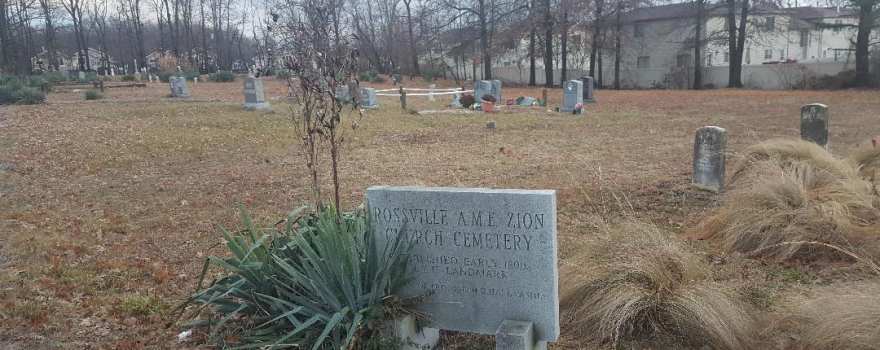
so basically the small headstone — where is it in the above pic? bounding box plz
[561,80,583,114]
[193,77,199,84]
[800,103,829,148]
[78,71,86,81]
[692,126,727,192]
[399,87,407,110]
[450,90,463,108]
[490,80,502,102]
[474,80,493,101]
[169,76,191,98]
[487,120,497,129]
[359,87,378,109]
[335,85,352,103]
[243,77,271,111]
[580,76,595,103]
[367,186,560,343]
[429,84,437,101]
[148,75,153,83]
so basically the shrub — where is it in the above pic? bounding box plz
[40,71,68,84]
[274,69,292,80]
[848,146,880,183]
[814,70,858,90]
[179,206,413,348]
[181,71,201,81]
[84,90,103,100]
[421,67,445,82]
[121,75,137,82]
[560,221,755,349]
[786,282,880,349]
[460,93,475,108]
[158,73,172,83]
[12,87,46,105]
[729,138,856,187]
[208,70,235,82]
[371,75,386,83]
[359,70,379,82]
[698,159,879,261]
[0,85,17,104]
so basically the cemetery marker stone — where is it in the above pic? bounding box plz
[367,186,560,343]
[475,80,493,101]
[169,76,190,98]
[801,103,829,148]
[692,126,727,192]
[243,77,271,111]
[561,80,583,114]
[491,80,502,102]
[580,76,595,103]
[360,87,378,109]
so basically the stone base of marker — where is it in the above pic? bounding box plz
[384,315,439,350]
[496,320,547,350]
[243,102,272,111]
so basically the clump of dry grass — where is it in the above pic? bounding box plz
[560,221,755,349]
[730,138,858,188]
[782,282,880,350]
[700,160,879,260]
[849,146,880,188]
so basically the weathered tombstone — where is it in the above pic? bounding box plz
[429,83,437,101]
[800,103,829,148]
[487,120,497,130]
[148,75,153,83]
[474,80,493,101]
[399,87,407,110]
[692,126,727,192]
[560,80,583,114]
[359,87,378,109]
[580,76,596,103]
[78,71,86,81]
[335,85,352,103]
[367,186,559,349]
[243,77,271,111]
[491,80,502,102]
[169,76,191,98]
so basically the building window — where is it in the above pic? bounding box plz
[834,19,842,33]
[676,54,691,67]
[779,49,785,60]
[764,49,773,60]
[706,53,713,66]
[637,56,650,68]
[765,16,775,31]
[634,23,644,38]
[724,51,730,63]
[800,30,809,47]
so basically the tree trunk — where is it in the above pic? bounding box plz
[0,0,9,71]
[589,0,603,79]
[614,2,621,89]
[479,0,492,79]
[404,0,419,76]
[543,0,553,87]
[528,0,536,86]
[727,0,747,87]
[853,1,873,87]
[693,0,703,90]
[561,9,568,83]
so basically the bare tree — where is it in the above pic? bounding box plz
[61,0,89,70]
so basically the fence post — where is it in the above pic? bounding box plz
[399,86,407,110]
[541,88,548,106]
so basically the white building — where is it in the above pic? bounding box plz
[606,3,867,89]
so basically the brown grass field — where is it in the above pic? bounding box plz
[1,77,879,349]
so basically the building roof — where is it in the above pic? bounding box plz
[624,2,854,24]
[788,6,855,20]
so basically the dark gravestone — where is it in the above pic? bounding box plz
[580,76,595,103]
[800,103,829,148]
[692,126,727,192]
[561,80,583,114]
[243,77,271,111]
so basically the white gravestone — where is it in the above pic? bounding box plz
[561,80,583,114]
[474,80,493,102]
[367,186,560,346]
[359,87,378,109]
[169,76,190,98]
[692,126,727,192]
[243,77,271,111]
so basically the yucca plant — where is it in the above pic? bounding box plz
[178,205,413,349]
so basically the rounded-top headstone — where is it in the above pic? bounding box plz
[693,126,727,192]
[800,103,829,148]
